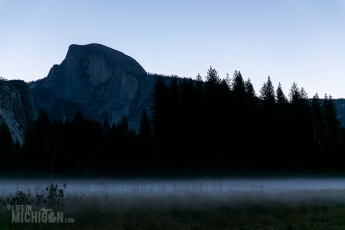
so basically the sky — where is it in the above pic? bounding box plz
[0,0,345,98]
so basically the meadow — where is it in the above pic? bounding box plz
[0,179,345,229]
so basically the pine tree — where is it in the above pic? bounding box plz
[245,78,255,98]
[300,87,308,100]
[258,77,276,168]
[204,67,227,169]
[275,82,289,167]
[259,77,275,104]
[22,128,37,170]
[151,76,170,171]
[35,109,51,165]
[118,116,129,133]
[138,109,152,172]
[232,71,246,97]
[151,76,169,142]
[289,82,300,103]
[323,94,341,166]
[205,66,220,85]
[311,93,325,167]
[230,71,248,166]
[243,78,258,168]
[0,123,13,169]
[288,82,313,169]
[276,82,287,104]
[196,73,203,82]
[139,109,151,139]
[102,117,110,132]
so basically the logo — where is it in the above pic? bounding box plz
[8,205,74,224]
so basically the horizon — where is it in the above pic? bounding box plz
[1,0,345,98]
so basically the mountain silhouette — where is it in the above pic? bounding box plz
[30,43,159,129]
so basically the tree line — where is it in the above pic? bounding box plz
[0,68,344,176]
[151,68,345,174]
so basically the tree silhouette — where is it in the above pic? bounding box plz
[258,77,276,169]
[323,94,341,167]
[288,83,313,169]
[276,83,287,104]
[138,108,153,171]
[0,123,13,170]
[205,66,221,85]
[275,82,289,168]
[245,78,255,98]
[311,94,325,167]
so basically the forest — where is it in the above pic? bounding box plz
[0,67,344,176]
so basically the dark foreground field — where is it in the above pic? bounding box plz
[1,188,345,230]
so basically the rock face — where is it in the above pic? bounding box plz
[30,43,158,129]
[0,80,35,143]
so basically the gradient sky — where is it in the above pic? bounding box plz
[1,0,345,98]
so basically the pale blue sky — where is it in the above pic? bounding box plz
[1,0,345,98]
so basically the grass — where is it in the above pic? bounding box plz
[0,184,345,229]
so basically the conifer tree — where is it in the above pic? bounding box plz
[151,76,170,170]
[245,78,255,98]
[232,71,246,97]
[311,93,325,166]
[289,82,300,102]
[119,116,129,133]
[205,66,220,85]
[323,94,341,166]
[196,73,203,82]
[258,77,276,168]
[260,77,275,104]
[288,82,313,169]
[275,83,289,167]
[139,109,151,139]
[151,76,169,141]
[0,123,13,169]
[276,82,287,104]
[136,109,152,171]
